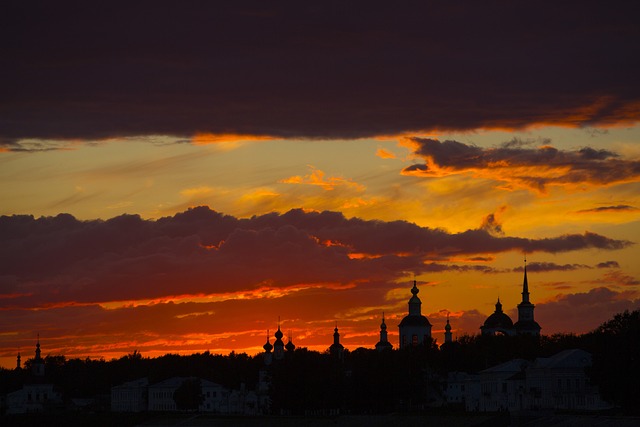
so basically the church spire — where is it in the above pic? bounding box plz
[514,257,541,336]
[32,334,45,376]
[444,313,452,344]
[375,312,393,351]
[330,322,344,359]
[521,256,530,304]
[35,333,42,361]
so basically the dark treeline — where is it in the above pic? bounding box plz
[2,310,638,414]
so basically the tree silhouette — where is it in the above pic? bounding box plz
[586,309,640,414]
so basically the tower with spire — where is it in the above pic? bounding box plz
[514,258,541,336]
[32,334,45,377]
[398,280,432,349]
[444,314,453,344]
[329,323,344,359]
[375,313,393,351]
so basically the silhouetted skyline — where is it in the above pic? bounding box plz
[1,1,639,368]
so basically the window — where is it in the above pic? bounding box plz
[412,334,418,346]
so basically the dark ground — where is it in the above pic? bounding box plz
[2,412,639,427]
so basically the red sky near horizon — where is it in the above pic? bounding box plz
[1,1,639,368]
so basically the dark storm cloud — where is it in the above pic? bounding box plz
[597,261,620,269]
[513,262,589,272]
[1,0,639,145]
[0,206,632,308]
[576,205,639,214]
[403,138,640,191]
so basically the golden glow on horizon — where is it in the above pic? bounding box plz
[191,133,274,149]
[1,128,638,370]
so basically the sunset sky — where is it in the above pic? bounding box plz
[1,1,639,369]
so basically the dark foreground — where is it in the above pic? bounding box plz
[2,412,639,427]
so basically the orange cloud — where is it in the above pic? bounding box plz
[402,138,640,193]
[279,166,365,191]
[376,148,396,159]
[191,133,274,146]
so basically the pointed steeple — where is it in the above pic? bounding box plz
[375,312,393,351]
[32,334,45,376]
[16,352,21,370]
[495,297,503,313]
[521,256,530,304]
[514,257,541,336]
[35,333,42,361]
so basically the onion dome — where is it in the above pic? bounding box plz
[263,330,273,353]
[285,334,295,352]
[274,325,284,346]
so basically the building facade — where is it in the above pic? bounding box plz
[447,349,611,412]
[111,378,148,412]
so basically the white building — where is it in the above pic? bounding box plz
[147,377,227,412]
[227,386,259,415]
[450,349,612,413]
[445,371,476,406]
[5,337,63,414]
[110,377,148,412]
[526,349,611,411]
[5,383,63,414]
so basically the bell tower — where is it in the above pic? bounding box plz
[514,258,541,336]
